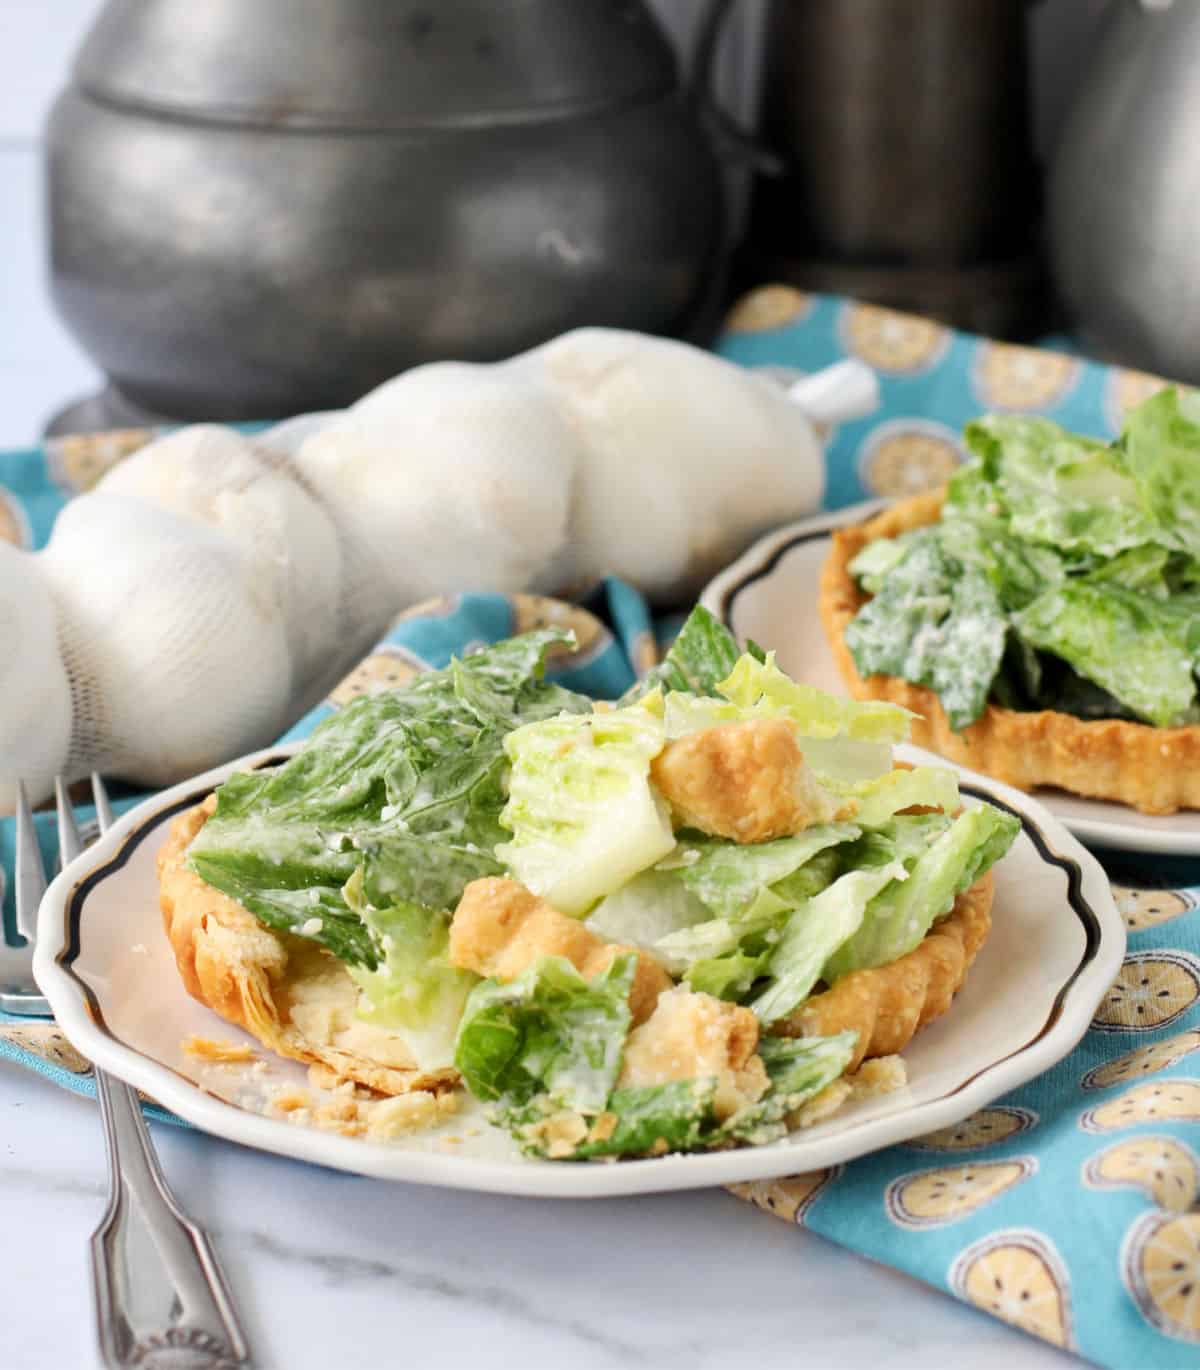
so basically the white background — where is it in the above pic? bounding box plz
[0,0,1111,448]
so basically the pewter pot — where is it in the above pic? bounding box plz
[1048,0,1200,379]
[46,0,724,422]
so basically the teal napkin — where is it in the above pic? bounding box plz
[3,288,1200,1364]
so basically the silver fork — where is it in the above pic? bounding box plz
[11,776,252,1370]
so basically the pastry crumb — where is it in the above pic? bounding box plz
[271,1087,313,1114]
[307,1063,346,1091]
[588,1112,618,1143]
[182,1035,257,1064]
[849,1055,907,1099]
[788,1079,853,1130]
[365,1091,442,1140]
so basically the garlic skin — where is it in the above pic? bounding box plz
[39,494,292,788]
[98,425,345,709]
[295,359,581,621]
[0,541,72,811]
[535,329,825,603]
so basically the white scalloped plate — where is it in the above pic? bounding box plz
[34,741,1121,1197]
[702,503,1200,857]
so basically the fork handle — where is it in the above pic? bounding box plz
[90,1068,251,1369]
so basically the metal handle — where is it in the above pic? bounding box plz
[90,1066,251,1369]
[691,0,786,176]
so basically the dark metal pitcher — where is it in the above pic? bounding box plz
[46,0,724,424]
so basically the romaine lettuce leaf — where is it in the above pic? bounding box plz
[1013,582,1199,727]
[650,832,856,970]
[623,604,743,702]
[717,652,912,744]
[834,766,959,828]
[1121,387,1200,559]
[497,707,675,916]
[684,948,774,1001]
[960,414,1162,559]
[750,863,907,1024]
[575,1031,860,1155]
[848,535,916,595]
[345,875,478,1070]
[670,825,862,918]
[453,953,635,1113]
[189,629,586,966]
[584,868,712,968]
[569,1079,720,1158]
[844,536,1007,730]
[1081,544,1172,598]
[721,1032,859,1143]
[823,805,1020,980]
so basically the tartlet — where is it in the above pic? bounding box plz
[820,491,1200,815]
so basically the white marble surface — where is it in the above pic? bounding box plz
[1,1066,1083,1370]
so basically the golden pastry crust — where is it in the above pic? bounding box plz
[772,873,993,1070]
[820,491,1200,814]
[158,799,458,1097]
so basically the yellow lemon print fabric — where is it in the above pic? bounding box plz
[728,1168,842,1226]
[839,302,950,375]
[724,285,814,334]
[907,1106,1039,1153]
[856,419,963,499]
[1084,1137,1200,1213]
[1123,1212,1200,1343]
[885,1159,1035,1229]
[1092,951,1200,1033]
[1113,885,1196,935]
[328,647,430,707]
[1103,367,1196,436]
[1082,1029,1200,1091]
[949,1231,1074,1349]
[509,594,611,669]
[972,342,1080,411]
[1081,1080,1200,1133]
[0,1021,92,1076]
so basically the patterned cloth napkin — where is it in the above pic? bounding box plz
[3,287,1200,1365]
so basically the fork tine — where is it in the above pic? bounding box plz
[91,773,114,836]
[55,776,84,870]
[14,781,47,943]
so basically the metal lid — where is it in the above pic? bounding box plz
[74,0,679,130]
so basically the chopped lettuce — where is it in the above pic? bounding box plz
[718,652,912,744]
[345,873,477,1070]
[571,1080,720,1158]
[834,766,959,828]
[584,867,712,956]
[670,826,861,918]
[453,953,635,1114]
[189,629,585,966]
[721,1033,859,1143]
[848,397,1200,729]
[651,831,856,970]
[623,604,743,702]
[844,536,1007,731]
[1121,387,1200,559]
[497,707,675,916]
[750,863,907,1024]
[684,948,774,1001]
[823,806,1020,980]
[1013,582,1198,728]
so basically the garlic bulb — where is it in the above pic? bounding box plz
[0,542,72,810]
[40,494,292,787]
